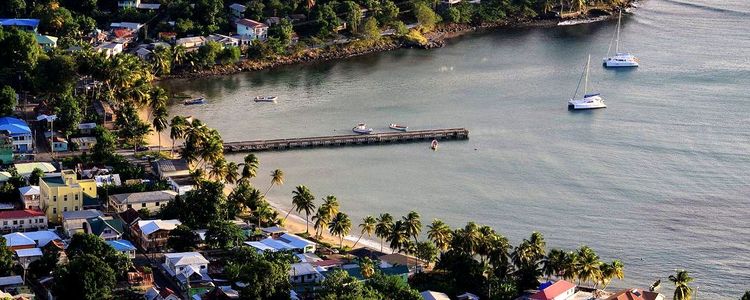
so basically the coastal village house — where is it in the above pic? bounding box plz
[0,210,47,233]
[289,262,324,285]
[162,252,212,283]
[62,209,104,236]
[108,190,177,213]
[0,117,33,153]
[154,159,191,179]
[2,231,61,250]
[107,239,137,258]
[530,280,576,300]
[236,19,268,42]
[144,286,181,300]
[167,175,197,195]
[606,289,665,300]
[18,186,40,210]
[15,162,57,177]
[40,170,97,223]
[71,136,97,151]
[94,42,124,57]
[117,0,161,10]
[83,215,125,240]
[245,231,317,254]
[175,36,207,50]
[132,219,181,251]
[229,3,246,21]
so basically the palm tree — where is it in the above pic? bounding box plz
[290,185,315,233]
[576,246,602,286]
[455,222,481,255]
[253,201,275,228]
[387,220,409,253]
[600,260,624,290]
[375,213,393,252]
[151,105,168,150]
[241,153,260,180]
[561,250,580,282]
[151,45,172,76]
[264,169,284,196]
[669,270,694,300]
[328,212,352,249]
[321,195,340,216]
[169,116,187,156]
[543,248,566,280]
[226,162,240,184]
[312,207,331,239]
[403,211,422,243]
[209,158,229,182]
[359,257,375,279]
[427,219,452,252]
[352,215,376,249]
[172,45,187,69]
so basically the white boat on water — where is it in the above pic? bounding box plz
[254,96,278,103]
[389,124,408,131]
[557,16,608,26]
[568,55,607,110]
[430,139,439,150]
[352,123,373,134]
[603,10,639,68]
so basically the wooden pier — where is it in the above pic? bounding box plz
[222,128,469,152]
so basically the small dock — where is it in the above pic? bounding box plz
[223,128,469,152]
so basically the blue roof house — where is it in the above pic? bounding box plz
[0,117,33,153]
[0,19,40,32]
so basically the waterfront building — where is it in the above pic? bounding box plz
[530,280,576,300]
[175,36,207,50]
[39,170,98,223]
[206,34,240,47]
[245,232,317,254]
[0,117,33,153]
[606,289,665,300]
[0,209,47,233]
[236,19,268,42]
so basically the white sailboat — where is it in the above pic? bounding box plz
[603,9,639,68]
[569,55,607,110]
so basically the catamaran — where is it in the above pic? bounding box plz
[603,9,639,68]
[568,55,607,110]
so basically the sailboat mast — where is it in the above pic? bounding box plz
[584,55,590,95]
[615,10,622,53]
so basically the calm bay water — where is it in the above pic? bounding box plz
[161,0,750,297]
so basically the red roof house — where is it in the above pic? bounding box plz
[531,280,576,300]
[606,289,665,300]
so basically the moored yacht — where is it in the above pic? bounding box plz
[352,123,373,134]
[568,55,607,110]
[603,10,639,68]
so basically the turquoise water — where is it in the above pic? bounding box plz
[162,0,750,297]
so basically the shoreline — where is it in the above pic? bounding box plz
[158,11,626,82]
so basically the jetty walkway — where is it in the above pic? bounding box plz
[222,128,469,152]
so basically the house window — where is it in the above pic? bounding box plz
[2,221,6,225]
[53,196,57,202]
[64,195,68,201]
[127,204,132,209]
[141,203,146,208]
[75,194,79,200]
[63,207,68,212]
[13,220,17,225]
[19,220,24,224]
[75,206,79,211]
[53,208,57,214]
[155,202,160,206]
[179,267,184,271]
[39,218,44,223]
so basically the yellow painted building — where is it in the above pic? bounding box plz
[40,170,97,223]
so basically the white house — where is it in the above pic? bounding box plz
[245,232,316,254]
[18,186,40,210]
[108,190,177,213]
[3,231,61,250]
[421,291,451,300]
[236,19,268,41]
[162,252,212,284]
[206,34,240,47]
[0,209,47,233]
[289,262,324,284]
[95,42,124,57]
[71,136,97,151]
[175,36,206,49]
[167,175,196,195]
[118,0,161,9]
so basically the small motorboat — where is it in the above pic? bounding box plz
[352,123,373,134]
[184,97,206,105]
[430,139,439,150]
[254,96,278,103]
[389,124,408,131]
